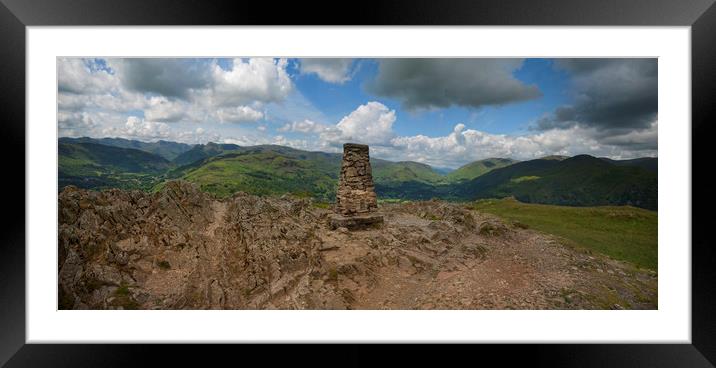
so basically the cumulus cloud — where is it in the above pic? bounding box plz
[173,127,223,145]
[108,58,212,99]
[300,58,354,83]
[278,119,331,134]
[385,122,657,168]
[88,116,224,145]
[58,58,117,95]
[144,96,192,122]
[216,106,265,124]
[597,120,658,151]
[321,102,396,146]
[535,59,657,132]
[58,57,298,143]
[367,59,541,110]
[264,100,656,168]
[58,111,97,130]
[57,58,657,166]
[211,58,292,106]
[113,116,172,140]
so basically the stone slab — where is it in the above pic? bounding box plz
[329,214,384,230]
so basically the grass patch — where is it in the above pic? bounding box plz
[326,267,339,282]
[156,260,171,270]
[115,283,130,296]
[312,201,331,209]
[473,198,657,270]
[509,175,540,184]
[110,282,140,310]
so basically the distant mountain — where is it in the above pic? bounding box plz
[57,138,658,210]
[59,141,171,190]
[431,166,454,175]
[601,157,657,173]
[59,137,193,161]
[171,142,242,166]
[456,154,657,210]
[372,160,446,184]
[446,158,518,182]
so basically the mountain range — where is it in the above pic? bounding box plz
[58,137,658,209]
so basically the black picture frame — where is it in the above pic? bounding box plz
[1,0,714,366]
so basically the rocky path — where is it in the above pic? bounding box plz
[200,201,229,308]
[323,209,657,310]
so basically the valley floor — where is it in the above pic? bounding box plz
[58,181,657,310]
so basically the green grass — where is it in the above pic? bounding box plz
[156,260,171,270]
[179,151,339,200]
[110,282,140,309]
[472,198,657,270]
[510,175,540,183]
[446,158,517,182]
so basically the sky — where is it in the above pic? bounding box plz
[58,58,658,169]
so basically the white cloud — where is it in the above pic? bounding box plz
[385,123,657,168]
[57,58,657,167]
[144,96,191,122]
[58,111,97,130]
[173,127,222,145]
[216,105,264,124]
[58,57,298,144]
[58,58,117,95]
[278,119,330,133]
[102,116,172,141]
[300,58,353,84]
[274,101,656,168]
[211,58,292,106]
[323,101,396,146]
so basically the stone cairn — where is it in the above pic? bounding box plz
[330,143,383,230]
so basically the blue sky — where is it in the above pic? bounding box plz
[58,57,657,168]
[288,58,569,137]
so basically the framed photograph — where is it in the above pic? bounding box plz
[3,0,715,366]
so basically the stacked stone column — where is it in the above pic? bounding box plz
[335,143,378,216]
[330,143,383,230]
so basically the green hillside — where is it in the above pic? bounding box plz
[446,158,518,182]
[169,146,453,200]
[172,142,242,166]
[372,160,446,184]
[473,198,657,270]
[458,155,657,210]
[59,142,171,191]
[165,146,342,200]
[601,157,658,173]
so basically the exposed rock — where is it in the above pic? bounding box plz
[329,214,384,230]
[58,180,657,310]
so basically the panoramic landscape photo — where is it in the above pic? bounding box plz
[58,57,657,310]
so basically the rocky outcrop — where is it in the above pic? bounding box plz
[58,181,339,309]
[58,181,657,310]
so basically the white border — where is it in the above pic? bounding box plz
[27,27,690,343]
